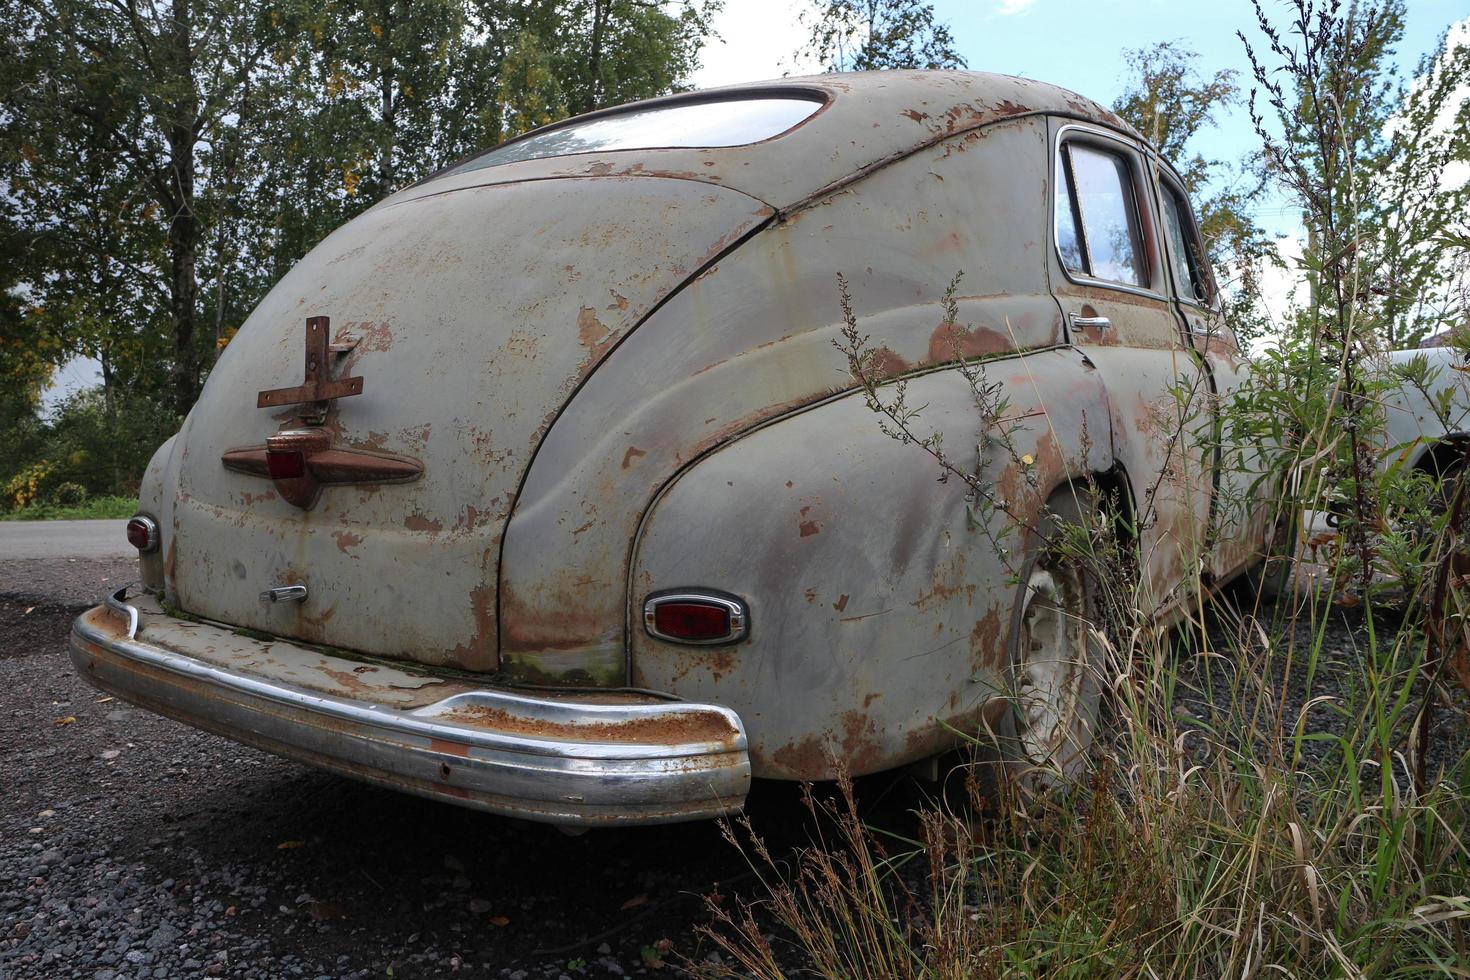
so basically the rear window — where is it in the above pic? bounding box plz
[442,96,824,178]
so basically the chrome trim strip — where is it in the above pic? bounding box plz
[643,590,750,645]
[69,605,750,826]
[103,585,139,641]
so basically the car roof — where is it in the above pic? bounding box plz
[391,70,1138,213]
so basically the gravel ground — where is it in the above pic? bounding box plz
[4,557,1464,980]
[0,558,764,980]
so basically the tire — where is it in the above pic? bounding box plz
[968,486,1108,800]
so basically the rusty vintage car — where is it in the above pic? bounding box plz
[70,70,1274,827]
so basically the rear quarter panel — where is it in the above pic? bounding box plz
[630,348,1113,780]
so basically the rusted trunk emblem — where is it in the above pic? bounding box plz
[257,316,364,409]
[224,316,421,509]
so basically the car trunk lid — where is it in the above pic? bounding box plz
[166,177,774,674]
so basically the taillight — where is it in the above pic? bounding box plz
[643,591,749,645]
[126,515,159,553]
[266,449,306,480]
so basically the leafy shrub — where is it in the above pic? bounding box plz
[49,482,87,507]
[4,460,54,510]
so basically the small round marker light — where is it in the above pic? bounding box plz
[126,515,159,553]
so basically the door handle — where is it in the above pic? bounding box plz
[1070,314,1112,331]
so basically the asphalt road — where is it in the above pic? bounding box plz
[0,520,132,560]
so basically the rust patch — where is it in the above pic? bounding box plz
[770,734,831,778]
[342,319,394,355]
[445,584,498,672]
[438,704,737,745]
[832,594,850,613]
[969,607,1005,671]
[429,738,470,758]
[869,346,911,378]
[901,108,930,122]
[577,306,611,348]
[332,530,363,554]
[839,710,883,773]
[304,605,338,629]
[927,321,1009,364]
[404,513,443,534]
[319,665,375,697]
[912,579,977,611]
[620,446,648,469]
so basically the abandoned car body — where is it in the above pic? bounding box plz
[71,71,1273,827]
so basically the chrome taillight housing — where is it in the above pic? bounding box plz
[125,515,159,553]
[643,590,749,645]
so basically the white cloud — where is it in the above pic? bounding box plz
[995,0,1037,16]
[690,0,822,89]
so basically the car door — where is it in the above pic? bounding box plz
[1048,120,1214,618]
[1152,166,1268,582]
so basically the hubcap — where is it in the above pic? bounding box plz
[1016,565,1088,767]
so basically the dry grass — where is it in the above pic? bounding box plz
[695,504,1470,977]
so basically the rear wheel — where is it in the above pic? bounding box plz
[953,488,1108,807]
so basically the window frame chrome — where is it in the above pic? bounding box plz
[1050,122,1168,302]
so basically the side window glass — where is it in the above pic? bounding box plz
[1055,143,1147,288]
[1161,186,1210,304]
[1055,164,1085,274]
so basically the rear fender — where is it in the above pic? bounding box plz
[629,346,1113,780]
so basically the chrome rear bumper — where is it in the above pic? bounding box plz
[69,590,750,827]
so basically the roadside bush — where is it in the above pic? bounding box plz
[4,461,54,510]
[49,482,87,507]
[0,386,180,514]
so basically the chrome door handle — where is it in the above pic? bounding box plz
[261,585,308,604]
[1069,314,1112,330]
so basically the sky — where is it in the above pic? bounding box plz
[42,0,1470,409]
[691,0,1470,346]
[693,0,1470,240]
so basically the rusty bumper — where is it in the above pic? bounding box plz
[69,591,750,827]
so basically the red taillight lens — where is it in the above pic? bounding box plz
[653,602,731,641]
[644,591,748,645]
[125,516,158,553]
[266,449,306,479]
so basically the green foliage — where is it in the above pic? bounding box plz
[1,496,136,521]
[0,385,178,513]
[1112,42,1276,352]
[493,30,567,142]
[1241,0,1470,351]
[798,0,965,73]
[0,0,717,432]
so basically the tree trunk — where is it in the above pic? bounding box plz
[100,353,121,491]
[586,0,607,111]
[166,0,201,417]
[380,0,397,192]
